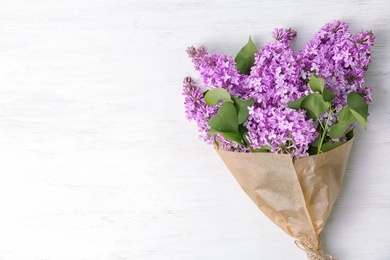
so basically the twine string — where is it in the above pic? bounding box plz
[294,239,337,260]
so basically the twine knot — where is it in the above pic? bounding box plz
[294,240,337,260]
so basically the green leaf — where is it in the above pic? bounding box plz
[321,141,346,153]
[346,129,354,140]
[250,145,271,152]
[221,132,244,145]
[261,145,271,150]
[238,124,248,136]
[250,147,271,152]
[347,92,368,129]
[328,107,355,139]
[328,123,348,139]
[300,94,329,119]
[323,88,336,102]
[238,124,250,146]
[234,36,258,75]
[309,73,325,93]
[311,135,322,147]
[307,146,318,156]
[338,107,356,124]
[204,88,232,105]
[288,96,306,110]
[350,110,367,129]
[208,102,238,132]
[232,96,254,124]
[207,129,219,135]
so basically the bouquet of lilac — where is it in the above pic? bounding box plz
[183,21,374,158]
[182,21,374,259]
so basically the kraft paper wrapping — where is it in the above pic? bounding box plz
[216,138,354,259]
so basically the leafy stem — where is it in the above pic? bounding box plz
[204,88,254,147]
[288,73,369,154]
[317,107,335,154]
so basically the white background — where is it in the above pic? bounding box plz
[0,0,389,259]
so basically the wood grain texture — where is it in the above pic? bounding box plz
[0,0,389,259]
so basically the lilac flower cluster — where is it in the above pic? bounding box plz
[182,77,218,144]
[298,21,375,108]
[243,29,317,157]
[244,29,307,104]
[183,21,374,157]
[186,46,247,97]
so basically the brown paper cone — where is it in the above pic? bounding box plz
[216,138,354,259]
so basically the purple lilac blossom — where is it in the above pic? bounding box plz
[186,46,248,97]
[298,20,375,110]
[244,28,318,158]
[246,106,317,157]
[182,77,217,144]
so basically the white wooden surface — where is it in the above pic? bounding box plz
[0,0,389,259]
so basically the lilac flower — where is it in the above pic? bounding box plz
[298,20,375,109]
[246,106,317,158]
[272,28,297,42]
[186,46,248,97]
[182,77,217,144]
[244,28,318,157]
[245,28,309,104]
